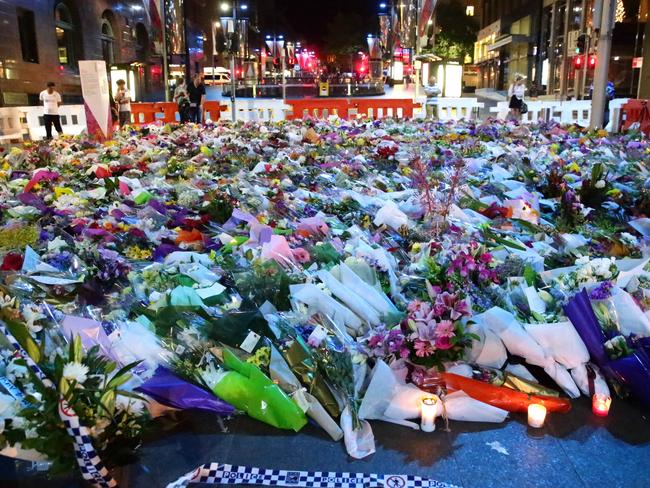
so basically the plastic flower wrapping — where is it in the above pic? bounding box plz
[0,117,649,482]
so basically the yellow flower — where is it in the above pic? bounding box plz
[54,187,74,199]
[596,129,608,138]
[411,243,421,253]
[401,167,412,176]
[124,246,152,260]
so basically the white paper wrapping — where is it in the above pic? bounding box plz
[340,406,376,459]
[317,270,381,325]
[524,321,590,369]
[290,283,363,333]
[443,391,508,423]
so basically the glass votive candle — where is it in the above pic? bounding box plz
[527,403,547,428]
[420,396,438,432]
[592,394,611,417]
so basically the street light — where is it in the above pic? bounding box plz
[220,2,230,12]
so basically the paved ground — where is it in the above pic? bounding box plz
[3,395,649,488]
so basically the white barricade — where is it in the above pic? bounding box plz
[418,97,484,120]
[607,98,629,133]
[489,98,628,133]
[220,99,291,122]
[0,107,27,143]
[18,105,87,141]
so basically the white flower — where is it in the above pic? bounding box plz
[0,292,16,309]
[22,305,45,333]
[595,180,606,189]
[575,255,590,266]
[116,396,145,415]
[6,361,28,382]
[0,393,17,418]
[62,362,89,384]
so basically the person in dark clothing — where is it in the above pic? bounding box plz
[187,74,206,124]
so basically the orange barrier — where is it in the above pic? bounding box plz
[285,99,353,120]
[154,102,178,124]
[129,102,227,125]
[621,99,650,133]
[285,98,421,120]
[130,102,158,125]
[354,99,421,119]
[203,101,227,122]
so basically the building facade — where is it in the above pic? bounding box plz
[0,0,163,106]
[475,0,543,91]
[476,0,646,97]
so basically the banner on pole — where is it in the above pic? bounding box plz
[418,0,437,37]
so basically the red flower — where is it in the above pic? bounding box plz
[1,253,24,271]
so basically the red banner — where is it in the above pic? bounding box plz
[418,0,436,37]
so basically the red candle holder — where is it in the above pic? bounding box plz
[592,394,611,417]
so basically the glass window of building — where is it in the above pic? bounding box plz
[101,12,115,66]
[17,8,38,63]
[55,2,76,67]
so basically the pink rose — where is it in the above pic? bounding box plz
[435,335,454,350]
[291,247,311,263]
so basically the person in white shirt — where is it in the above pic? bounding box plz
[507,74,526,121]
[39,82,63,139]
[423,76,442,119]
[114,79,132,128]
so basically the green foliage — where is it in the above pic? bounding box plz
[428,0,479,62]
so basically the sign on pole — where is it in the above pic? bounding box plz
[79,60,112,140]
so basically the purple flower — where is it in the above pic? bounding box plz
[590,280,614,300]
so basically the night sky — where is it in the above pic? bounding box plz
[256,0,378,45]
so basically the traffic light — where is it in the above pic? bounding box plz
[573,55,584,68]
[588,54,596,69]
[576,33,587,54]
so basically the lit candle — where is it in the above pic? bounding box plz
[420,396,438,432]
[592,394,611,417]
[527,403,547,428]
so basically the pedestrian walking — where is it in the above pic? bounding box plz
[39,82,63,139]
[173,77,190,123]
[114,79,132,128]
[187,74,206,124]
[508,74,526,121]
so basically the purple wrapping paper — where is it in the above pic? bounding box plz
[565,289,650,406]
[135,366,235,415]
[607,349,650,406]
[564,289,609,366]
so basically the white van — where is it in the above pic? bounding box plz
[204,67,232,86]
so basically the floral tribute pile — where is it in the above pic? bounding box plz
[0,118,649,482]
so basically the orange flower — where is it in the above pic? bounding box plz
[175,228,203,244]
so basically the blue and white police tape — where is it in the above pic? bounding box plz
[0,321,53,388]
[167,463,461,488]
[59,398,117,488]
[0,375,31,408]
[0,320,117,488]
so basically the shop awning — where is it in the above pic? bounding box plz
[487,34,531,52]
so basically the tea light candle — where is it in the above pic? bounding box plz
[592,394,611,417]
[420,396,438,432]
[527,403,547,428]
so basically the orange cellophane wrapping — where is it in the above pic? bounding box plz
[441,372,572,414]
